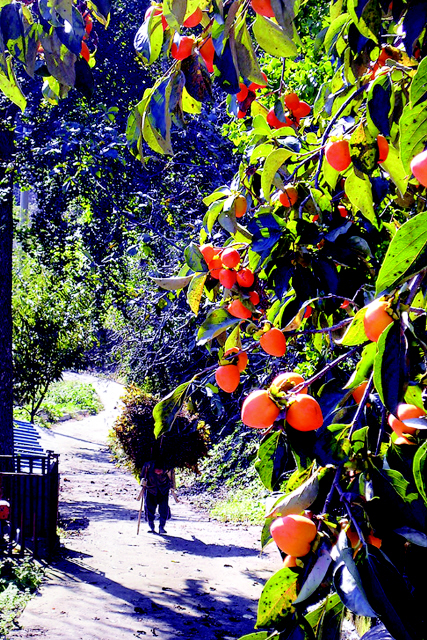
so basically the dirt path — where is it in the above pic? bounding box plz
[10,373,278,640]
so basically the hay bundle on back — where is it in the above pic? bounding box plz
[113,384,210,477]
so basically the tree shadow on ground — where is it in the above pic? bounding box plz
[40,553,260,640]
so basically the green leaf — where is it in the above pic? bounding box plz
[256,567,298,628]
[0,58,26,111]
[234,19,265,85]
[255,431,288,491]
[203,187,230,207]
[399,101,427,174]
[394,526,427,547]
[324,14,349,52]
[344,170,377,227]
[187,273,207,315]
[162,0,186,30]
[380,144,408,195]
[182,86,201,114]
[338,306,368,346]
[134,13,164,65]
[153,380,192,437]
[383,468,418,503]
[151,275,193,290]
[261,513,275,550]
[304,593,343,638]
[410,56,427,107]
[373,321,407,415]
[413,440,427,506]
[366,73,393,138]
[224,325,242,352]
[197,309,240,345]
[238,633,269,640]
[262,148,295,201]
[404,385,424,409]
[252,15,298,59]
[267,469,320,518]
[294,545,332,604]
[204,200,225,234]
[184,242,207,272]
[375,210,427,295]
[360,547,424,640]
[333,531,376,617]
[344,342,376,389]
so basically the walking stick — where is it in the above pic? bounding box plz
[137,487,146,535]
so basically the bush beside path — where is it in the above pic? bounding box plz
[9,373,277,640]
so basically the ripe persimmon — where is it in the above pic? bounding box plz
[236,84,249,102]
[241,389,280,428]
[270,515,317,557]
[171,35,195,60]
[248,72,268,91]
[81,41,90,62]
[267,109,292,129]
[271,371,307,394]
[237,268,254,288]
[292,101,310,119]
[410,149,427,188]
[208,255,222,279]
[363,298,393,342]
[219,269,237,289]
[215,365,240,393]
[338,205,348,218]
[325,140,351,172]
[283,555,298,568]
[260,328,287,357]
[200,243,215,264]
[394,435,417,445]
[284,93,300,111]
[304,306,312,319]
[286,394,323,431]
[228,299,252,319]
[352,381,368,404]
[183,7,203,27]
[377,135,389,163]
[388,403,425,437]
[250,0,275,17]
[279,187,298,207]
[366,534,382,548]
[249,290,260,305]
[235,195,247,218]
[221,247,240,269]
[225,347,248,372]
[199,36,215,72]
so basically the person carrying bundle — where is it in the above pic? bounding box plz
[140,460,175,534]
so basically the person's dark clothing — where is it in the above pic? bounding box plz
[145,491,169,528]
[142,463,171,529]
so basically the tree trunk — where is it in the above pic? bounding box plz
[0,122,15,460]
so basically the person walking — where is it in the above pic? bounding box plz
[140,460,173,534]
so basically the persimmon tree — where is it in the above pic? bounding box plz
[0,0,110,456]
[129,0,427,638]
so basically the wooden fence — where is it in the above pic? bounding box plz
[0,452,59,558]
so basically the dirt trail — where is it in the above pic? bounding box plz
[10,373,278,640]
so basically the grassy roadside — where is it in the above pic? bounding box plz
[14,380,104,426]
[0,557,44,637]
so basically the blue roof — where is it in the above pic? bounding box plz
[13,420,48,474]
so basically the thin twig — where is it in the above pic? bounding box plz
[348,372,374,438]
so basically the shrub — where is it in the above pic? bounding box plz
[112,384,210,477]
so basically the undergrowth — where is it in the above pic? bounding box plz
[177,430,267,524]
[0,556,44,637]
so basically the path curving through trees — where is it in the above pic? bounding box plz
[10,373,277,640]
